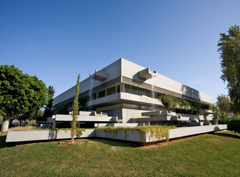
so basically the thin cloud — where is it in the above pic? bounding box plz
[186,78,213,86]
[186,81,202,85]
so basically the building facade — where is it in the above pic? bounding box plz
[52,58,213,127]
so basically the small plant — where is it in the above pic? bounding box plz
[26,119,36,126]
[159,94,178,111]
[178,99,190,110]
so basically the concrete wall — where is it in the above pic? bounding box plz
[54,114,117,122]
[6,129,95,143]
[95,123,139,128]
[121,59,212,104]
[53,58,213,108]
[96,124,227,142]
[122,108,150,123]
[6,125,227,143]
[53,59,122,106]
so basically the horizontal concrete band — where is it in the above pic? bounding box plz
[6,125,227,143]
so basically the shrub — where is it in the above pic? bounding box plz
[159,94,178,110]
[37,116,47,121]
[218,117,229,124]
[227,115,240,133]
[178,99,190,110]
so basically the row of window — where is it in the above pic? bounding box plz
[91,85,120,100]
[88,83,164,102]
[125,84,162,98]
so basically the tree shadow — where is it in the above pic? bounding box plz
[0,134,6,148]
[89,138,140,148]
[212,131,240,139]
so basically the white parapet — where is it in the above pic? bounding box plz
[54,114,118,122]
[6,129,96,143]
[96,124,227,142]
[6,125,227,143]
[142,110,176,117]
[94,123,139,128]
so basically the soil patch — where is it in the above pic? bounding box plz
[59,141,85,146]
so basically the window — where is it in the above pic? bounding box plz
[142,89,152,97]
[131,86,142,96]
[92,93,97,100]
[155,92,162,99]
[125,84,131,93]
[107,86,116,96]
[117,85,120,93]
[99,90,105,98]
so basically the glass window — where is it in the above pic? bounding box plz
[155,92,162,98]
[92,93,97,100]
[107,86,116,96]
[131,86,142,96]
[99,90,105,98]
[125,84,131,93]
[142,89,152,97]
[117,85,120,93]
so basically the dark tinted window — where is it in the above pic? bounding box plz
[99,90,105,98]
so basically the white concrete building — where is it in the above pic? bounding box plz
[52,58,213,128]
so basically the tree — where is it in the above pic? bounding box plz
[71,75,80,144]
[0,65,48,132]
[216,94,232,118]
[212,105,220,125]
[43,86,55,118]
[218,25,240,114]
[31,76,48,120]
[18,108,44,124]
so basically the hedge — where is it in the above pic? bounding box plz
[227,116,240,134]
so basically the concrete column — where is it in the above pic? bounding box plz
[121,83,125,92]
[77,122,80,128]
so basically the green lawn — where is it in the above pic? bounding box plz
[0,131,240,177]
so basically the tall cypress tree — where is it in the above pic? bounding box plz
[71,75,80,143]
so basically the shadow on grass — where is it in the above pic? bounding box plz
[213,131,240,139]
[89,138,140,148]
[0,135,6,148]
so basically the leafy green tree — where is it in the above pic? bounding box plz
[18,109,44,123]
[71,75,80,143]
[218,25,240,114]
[0,65,48,132]
[216,94,232,118]
[31,76,48,120]
[43,86,55,118]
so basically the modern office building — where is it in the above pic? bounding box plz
[52,58,213,127]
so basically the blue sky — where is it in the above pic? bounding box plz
[1,0,239,103]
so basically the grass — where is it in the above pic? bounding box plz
[0,131,240,176]
[9,126,43,131]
